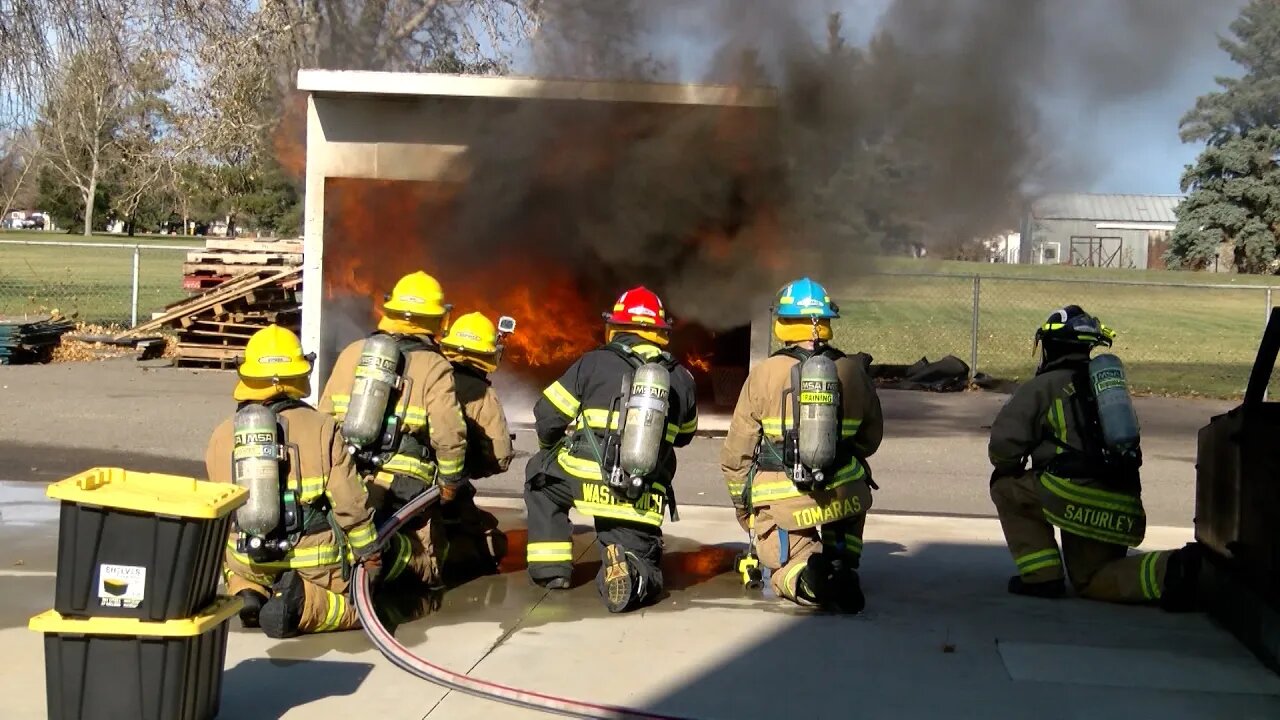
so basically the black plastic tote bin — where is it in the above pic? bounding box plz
[47,468,247,621]
[29,595,243,720]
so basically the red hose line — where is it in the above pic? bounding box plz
[353,488,696,720]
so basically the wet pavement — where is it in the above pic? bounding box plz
[4,489,1280,720]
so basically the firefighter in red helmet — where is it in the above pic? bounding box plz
[524,287,699,613]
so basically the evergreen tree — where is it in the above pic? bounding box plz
[1167,0,1280,273]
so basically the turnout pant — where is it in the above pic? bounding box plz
[223,528,436,634]
[525,473,663,605]
[991,471,1168,602]
[440,482,508,584]
[751,507,865,604]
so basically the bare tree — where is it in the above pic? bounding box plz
[0,129,42,221]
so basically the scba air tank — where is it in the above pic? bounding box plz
[797,354,840,479]
[342,334,403,451]
[232,404,283,537]
[619,363,672,479]
[1089,353,1140,453]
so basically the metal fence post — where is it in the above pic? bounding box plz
[970,275,981,380]
[1267,287,1274,327]
[130,245,141,327]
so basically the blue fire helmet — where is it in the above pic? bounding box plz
[773,277,840,319]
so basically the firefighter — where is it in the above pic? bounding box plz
[720,277,882,613]
[318,270,469,586]
[208,325,435,638]
[436,311,515,578]
[988,305,1201,610]
[524,287,699,613]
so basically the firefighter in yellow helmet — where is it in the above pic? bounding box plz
[319,271,470,589]
[207,325,437,638]
[720,277,882,613]
[434,311,514,578]
[988,305,1202,609]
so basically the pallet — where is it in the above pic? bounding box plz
[183,261,300,276]
[123,267,300,339]
[176,342,244,358]
[203,238,303,254]
[186,251,303,265]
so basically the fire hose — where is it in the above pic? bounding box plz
[351,486,695,720]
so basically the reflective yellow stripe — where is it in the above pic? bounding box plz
[557,451,605,481]
[782,561,808,598]
[1049,398,1068,453]
[299,476,326,504]
[845,535,864,554]
[436,457,464,476]
[346,522,377,551]
[725,480,746,498]
[316,590,347,631]
[403,405,428,430]
[572,409,681,444]
[1140,552,1162,600]
[762,417,784,439]
[385,533,412,582]
[1040,473,1143,515]
[226,539,343,569]
[574,500,664,526]
[748,459,864,504]
[382,454,436,482]
[840,418,861,437]
[527,541,574,563]
[679,414,699,434]
[329,394,351,418]
[543,381,580,418]
[1016,548,1062,574]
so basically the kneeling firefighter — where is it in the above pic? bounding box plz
[208,325,436,638]
[524,287,699,613]
[435,311,517,577]
[988,306,1201,609]
[720,277,883,613]
[318,271,470,586]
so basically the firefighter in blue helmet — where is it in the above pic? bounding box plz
[720,277,883,612]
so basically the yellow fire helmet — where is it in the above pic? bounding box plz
[383,271,450,318]
[441,312,501,373]
[234,324,314,401]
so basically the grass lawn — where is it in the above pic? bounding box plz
[0,229,201,324]
[825,259,1278,399]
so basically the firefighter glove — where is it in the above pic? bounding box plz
[361,550,383,586]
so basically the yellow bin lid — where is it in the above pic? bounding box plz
[46,467,247,519]
[29,595,244,636]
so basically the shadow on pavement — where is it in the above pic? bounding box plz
[219,657,374,719]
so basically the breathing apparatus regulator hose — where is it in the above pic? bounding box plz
[352,487,695,720]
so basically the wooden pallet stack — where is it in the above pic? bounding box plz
[117,267,302,368]
[182,238,303,291]
[0,316,77,364]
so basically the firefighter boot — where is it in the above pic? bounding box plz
[236,589,268,629]
[830,558,866,614]
[1007,576,1066,599]
[1160,543,1203,613]
[795,554,836,609]
[600,544,645,614]
[259,571,306,639]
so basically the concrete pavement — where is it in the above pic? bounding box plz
[0,359,1236,525]
[4,494,1279,720]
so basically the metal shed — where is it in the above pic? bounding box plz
[1019,192,1184,269]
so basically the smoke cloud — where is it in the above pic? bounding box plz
[390,0,1240,331]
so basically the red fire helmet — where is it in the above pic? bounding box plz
[604,286,671,329]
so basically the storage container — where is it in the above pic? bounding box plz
[48,467,247,620]
[29,595,243,720]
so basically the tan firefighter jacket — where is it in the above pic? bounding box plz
[451,363,514,479]
[206,399,380,571]
[319,333,468,486]
[720,345,883,532]
[988,353,1147,547]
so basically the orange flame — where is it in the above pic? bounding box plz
[685,352,713,374]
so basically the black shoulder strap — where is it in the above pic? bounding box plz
[773,345,812,363]
[602,341,646,369]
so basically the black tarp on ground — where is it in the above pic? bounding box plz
[871,355,1001,392]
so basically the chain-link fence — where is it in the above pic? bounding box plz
[0,239,195,327]
[832,272,1275,398]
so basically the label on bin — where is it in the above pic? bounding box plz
[97,564,146,608]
